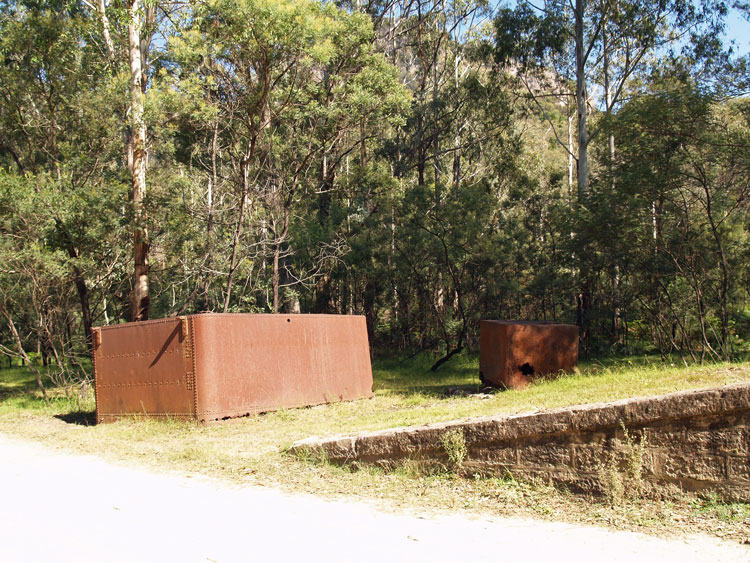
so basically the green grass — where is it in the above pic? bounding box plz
[0,365,94,417]
[2,353,749,442]
[3,352,748,411]
[2,353,749,447]
[693,493,750,523]
[1,353,749,542]
[366,354,749,431]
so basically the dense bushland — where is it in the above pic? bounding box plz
[1,0,749,385]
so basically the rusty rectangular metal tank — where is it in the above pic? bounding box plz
[92,314,373,423]
[479,320,579,389]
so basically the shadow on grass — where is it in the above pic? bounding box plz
[0,367,41,399]
[54,411,97,426]
[372,353,491,398]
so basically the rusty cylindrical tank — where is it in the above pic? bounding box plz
[92,314,373,423]
[479,320,579,389]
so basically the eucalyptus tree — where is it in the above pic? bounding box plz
[0,0,130,350]
[124,0,154,321]
[492,0,729,350]
[91,0,179,321]
[170,0,407,313]
[495,0,728,205]
[610,77,750,360]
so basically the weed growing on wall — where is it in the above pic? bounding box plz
[441,428,467,473]
[598,424,648,505]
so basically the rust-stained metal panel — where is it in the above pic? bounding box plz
[191,314,373,421]
[479,320,579,389]
[92,314,373,423]
[92,317,195,423]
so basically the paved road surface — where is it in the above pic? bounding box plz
[0,433,747,562]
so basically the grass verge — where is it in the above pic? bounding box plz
[1,354,749,543]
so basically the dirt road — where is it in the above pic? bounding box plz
[0,433,747,562]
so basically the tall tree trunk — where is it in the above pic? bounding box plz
[432,45,440,204]
[223,162,249,312]
[389,194,399,344]
[703,182,731,360]
[360,120,367,167]
[279,254,301,314]
[452,54,461,189]
[272,207,291,314]
[611,265,622,344]
[71,263,93,350]
[272,242,280,313]
[128,0,149,321]
[568,113,575,198]
[416,79,426,187]
[96,0,116,63]
[200,119,219,311]
[315,154,336,314]
[603,17,622,344]
[652,198,662,249]
[574,0,588,205]
[603,16,616,184]
[318,154,332,224]
[55,221,94,349]
[573,0,591,350]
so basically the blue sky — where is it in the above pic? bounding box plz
[726,8,750,56]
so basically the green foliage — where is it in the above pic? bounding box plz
[493,4,566,69]
[596,76,750,359]
[0,0,747,368]
[440,428,468,472]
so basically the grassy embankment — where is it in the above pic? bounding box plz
[1,354,749,541]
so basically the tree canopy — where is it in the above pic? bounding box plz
[0,0,748,383]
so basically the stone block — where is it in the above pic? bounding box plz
[663,454,726,481]
[292,434,355,462]
[683,426,749,455]
[354,429,420,461]
[518,443,573,469]
[727,456,750,482]
[644,427,686,449]
[471,445,518,466]
[573,444,610,472]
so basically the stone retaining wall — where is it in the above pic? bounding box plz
[291,383,750,501]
